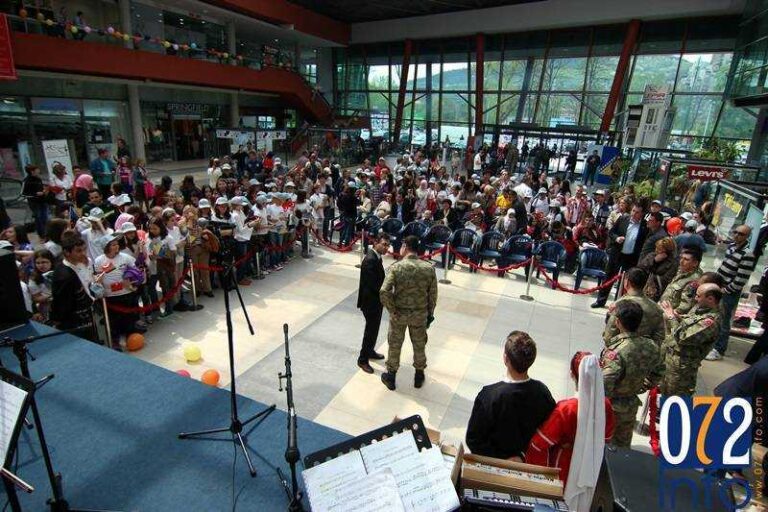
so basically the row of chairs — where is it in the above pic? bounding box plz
[348,217,609,290]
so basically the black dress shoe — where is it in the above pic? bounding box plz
[369,351,385,360]
[590,301,606,309]
[381,372,396,391]
[357,361,374,374]
[203,291,214,298]
[414,370,425,388]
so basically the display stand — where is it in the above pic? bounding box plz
[0,366,36,512]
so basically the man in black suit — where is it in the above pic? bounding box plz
[592,203,647,308]
[357,233,391,373]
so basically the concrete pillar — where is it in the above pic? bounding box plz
[127,84,146,162]
[226,22,239,128]
[118,0,132,49]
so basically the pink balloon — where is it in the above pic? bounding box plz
[84,26,91,34]
[176,369,191,378]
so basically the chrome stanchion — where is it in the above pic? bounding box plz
[101,298,113,348]
[439,243,452,285]
[614,271,625,301]
[255,250,265,280]
[189,259,199,309]
[356,229,366,269]
[520,257,536,301]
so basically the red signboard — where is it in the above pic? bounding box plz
[687,164,729,181]
[0,15,17,80]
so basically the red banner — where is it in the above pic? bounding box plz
[687,165,729,181]
[0,15,16,80]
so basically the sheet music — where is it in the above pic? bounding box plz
[309,468,405,512]
[0,380,27,464]
[303,450,367,506]
[372,446,460,512]
[359,431,419,472]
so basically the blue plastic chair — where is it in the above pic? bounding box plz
[535,241,567,289]
[423,224,453,268]
[381,218,405,252]
[476,231,507,276]
[574,248,608,290]
[499,235,534,278]
[448,228,480,271]
[361,216,382,252]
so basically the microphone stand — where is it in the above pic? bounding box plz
[178,262,276,477]
[277,323,304,511]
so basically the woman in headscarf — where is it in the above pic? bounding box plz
[526,352,614,511]
[415,179,432,216]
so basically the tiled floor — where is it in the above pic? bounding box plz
[133,243,754,452]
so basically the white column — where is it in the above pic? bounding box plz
[128,84,146,162]
[227,21,239,127]
[118,0,132,49]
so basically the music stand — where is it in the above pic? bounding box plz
[0,329,119,512]
[178,262,276,477]
[0,365,36,512]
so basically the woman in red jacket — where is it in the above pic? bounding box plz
[526,352,615,511]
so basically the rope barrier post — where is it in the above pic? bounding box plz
[438,243,452,285]
[520,257,536,302]
[356,229,366,269]
[189,258,199,310]
[255,249,264,280]
[101,298,113,349]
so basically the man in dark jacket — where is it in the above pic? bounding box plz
[356,233,390,373]
[510,190,529,235]
[639,211,668,259]
[50,232,99,341]
[336,183,358,246]
[592,204,648,308]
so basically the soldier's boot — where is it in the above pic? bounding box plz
[414,370,425,389]
[381,371,396,391]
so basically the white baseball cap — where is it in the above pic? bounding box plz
[198,199,211,209]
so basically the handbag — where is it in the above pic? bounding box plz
[144,180,156,199]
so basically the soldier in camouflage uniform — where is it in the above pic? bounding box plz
[380,235,438,390]
[604,268,665,347]
[659,247,703,318]
[659,283,722,396]
[601,300,662,448]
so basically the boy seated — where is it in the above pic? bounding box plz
[466,331,556,459]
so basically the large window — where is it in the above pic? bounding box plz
[333,16,748,151]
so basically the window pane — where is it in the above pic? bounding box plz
[369,92,390,116]
[411,63,428,91]
[413,94,427,120]
[432,62,442,89]
[443,62,470,91]
[440,124,470,145]
[519,94,537,123]
[484,60,502,90]
[430,94,440,121]
[501,59,527,91]
[542,58,587,91]
[441,93,469,123]
[586,56,619,92]
[671,95,721,136]
[498,94,520,124]
[483,95,498,125]
[391,64,403,90]
[368,65,389,90]
[715,103,755,139]
[582,94,608,128]
[675,53,732,93]
[629,54,680,92]
[536,94,581,127]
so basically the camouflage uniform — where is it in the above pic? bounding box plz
[660,267,703,316]
[601,332,662,447]
[380,255,438,373]
[604,293,666,347]
[659,306,721,396]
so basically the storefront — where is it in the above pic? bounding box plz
[140,102,225,163]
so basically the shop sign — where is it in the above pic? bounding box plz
[687,165,729,181]
[257,130,287,141]
[167,103,205,115]
[42,140,74,181]
[0,15,17,81]
[642,85,668,105]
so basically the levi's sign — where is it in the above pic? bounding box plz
[687,165,729,181]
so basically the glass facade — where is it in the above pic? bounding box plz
[335,17,752,152]
[727,0,768,102]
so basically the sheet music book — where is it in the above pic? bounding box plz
[0,379,28,465]
[303,431,459,512]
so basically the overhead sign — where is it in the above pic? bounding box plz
[687,165,729,181]
[642,85,669,105]
[0,15,17,81]
[257,130,287,141]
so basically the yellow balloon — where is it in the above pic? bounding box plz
[183,344,201,362]
[222,52,229,59]
[45,19,54,26]
[163,41,171,48]
[122,33,130,41]
[70,26,78,34]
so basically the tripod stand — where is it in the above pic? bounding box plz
[0,329,118,512]
[277,323,304,512]
[178,262,276,477]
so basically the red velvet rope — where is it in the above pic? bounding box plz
[311,228,360,252]
[534,263,623,294]
[448,245,533,272]
[649,386,661,457]
[104,266,191,314]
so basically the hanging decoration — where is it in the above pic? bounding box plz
[15,8,303,71]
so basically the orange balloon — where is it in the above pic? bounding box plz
[19,9,28,18]
[126,333,145,351]
[201,369,220,387]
